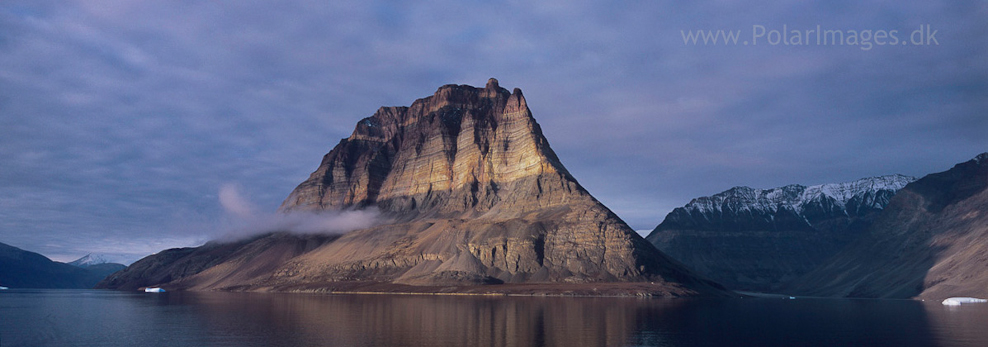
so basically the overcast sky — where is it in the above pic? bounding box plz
[2,1,986,263]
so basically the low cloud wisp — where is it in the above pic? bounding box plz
[216,184,381,240]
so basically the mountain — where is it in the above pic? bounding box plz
[100,79,725,297]
[783,153,988,300]
[0,242,116,288]
[68,253,112,267]
[68,254,127,282]
[646,175,915,291]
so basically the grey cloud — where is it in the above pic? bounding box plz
[0,0,985,261]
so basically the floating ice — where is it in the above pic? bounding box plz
[144,287,166,293]
[941,297,987,306]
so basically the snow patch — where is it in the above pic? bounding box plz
[975,153,988,165]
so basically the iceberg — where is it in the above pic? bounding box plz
[144,287,166,293]
[0,286,8,290]
[941,297,987,306]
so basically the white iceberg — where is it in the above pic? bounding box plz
[0,286,8,290]
[941,297,987,306]
[144,287,166,293]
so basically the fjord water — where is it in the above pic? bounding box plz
[3,290,988,347]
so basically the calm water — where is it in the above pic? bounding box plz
[2,290,988,347]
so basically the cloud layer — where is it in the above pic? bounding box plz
[1,1,985,262]
[215,184,380,241]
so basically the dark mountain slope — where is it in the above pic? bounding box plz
[783,153,988,300]
[646,175,914,291]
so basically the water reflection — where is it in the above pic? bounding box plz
[631,298,940,347]
[4,290,988,346]
[924,300,988,347]
[178,293,678,347]
[170,293,944,347]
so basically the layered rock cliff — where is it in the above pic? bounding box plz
[100,79,724,296]
[783,153,988,300]
[279,78,573,219]
[646,175,914,291]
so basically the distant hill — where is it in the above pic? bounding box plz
[0,242,119,288]
[68,253,127,282]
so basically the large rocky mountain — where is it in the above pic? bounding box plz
[0,242,118,288]
[100,79,724,296]
[783,153,988,300]
[646,175,915,291]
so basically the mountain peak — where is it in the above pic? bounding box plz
[508,87,527,112]
[485,77,499,90]
[67,253,115,268]
[974,152,988,165]
[68,254,103,266]
[280,79,572,218]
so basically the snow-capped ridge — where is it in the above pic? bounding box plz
[974,152,988,165]
[683,174,916,217]
[803,174,915,206]
[68,253,111,267]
